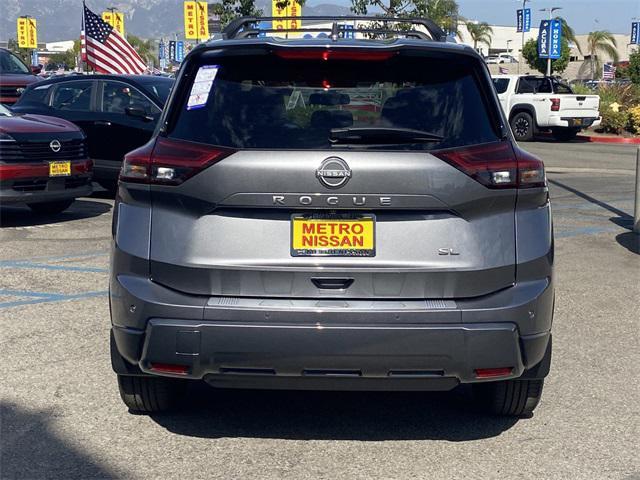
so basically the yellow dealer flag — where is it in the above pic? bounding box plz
[288,0,301,31]
[184,1,197,39]
[102,12,125,35]
[17,17,37,49]
[196,2,209,41]
[184,1,208,40]
[272,0,287,31]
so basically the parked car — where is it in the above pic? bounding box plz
[492,74,601,141]
[0,48,41,105]
[0,103,92,214]
[12,74,173,192]
[111,17,554,417]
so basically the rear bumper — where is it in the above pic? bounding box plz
[110,271,554,390]
[547,115,599,129]
[0,176,92,204]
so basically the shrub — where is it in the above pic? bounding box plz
[597,84,640,108]
[627,105,640,133]
[572,84,595,95]
[599,105,629,134]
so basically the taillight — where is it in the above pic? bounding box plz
[474,367,513,378]
[120,137,234,185]
[274,49,396,61]
[434,141,545,189]
[550,98,561,111]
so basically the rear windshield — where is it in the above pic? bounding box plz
[492,78,510,94]
[169,53,499,150]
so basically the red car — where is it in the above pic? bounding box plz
[0,103,92,214]
[0,48,41,105]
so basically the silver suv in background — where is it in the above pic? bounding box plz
[110,17,554,416]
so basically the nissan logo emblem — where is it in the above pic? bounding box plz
[49,140,62,153]
[316,157,351,189]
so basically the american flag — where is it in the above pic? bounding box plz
[603,63,616,81]
[81,3,147,74]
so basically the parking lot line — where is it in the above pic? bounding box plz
[0,289,108,309]
[0,261,108,273]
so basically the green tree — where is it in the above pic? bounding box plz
[628,50,640,85]
[465,21,493,51]
[522,37,571,75]
[585,30,619,80]
[351,0,460,35]
[46,50,77,70]
[210,0,264,27]
[126,34,156,67]
[7,38,31,65]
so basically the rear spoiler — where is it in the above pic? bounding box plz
[221,16,448,42]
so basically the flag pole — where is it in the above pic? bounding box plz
[82,0,87,73]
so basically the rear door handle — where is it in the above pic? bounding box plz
[311,278,354,290]
[93,121,111,126]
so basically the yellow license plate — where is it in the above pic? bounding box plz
[573,118,583,126]
[291,215,375,257]
[49,161,71,177]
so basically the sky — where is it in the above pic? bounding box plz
[308,0,640,34]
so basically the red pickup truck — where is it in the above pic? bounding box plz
[0,48,41,105]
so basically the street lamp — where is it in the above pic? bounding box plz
[540,7,562,76]
[517,0,530,74]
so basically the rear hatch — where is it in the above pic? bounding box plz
[142,45,525,299]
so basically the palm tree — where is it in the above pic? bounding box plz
[126,34,156,67]
[465,21,493,52]
[586,30,619,80]
[555,17,581,54]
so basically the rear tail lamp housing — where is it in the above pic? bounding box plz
[550,98,561,111]
[120,137,233,185]
[434,141,546,189]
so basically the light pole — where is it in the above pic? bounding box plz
[540,6,562,77]
[517,0,530,75]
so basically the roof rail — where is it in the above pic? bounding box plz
[222,16,448,42]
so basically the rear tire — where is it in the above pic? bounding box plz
[552,128,579,142]
[510,112,535,142]
[473,379,544,416]
[27,200,73,215]
[117,374,187,413]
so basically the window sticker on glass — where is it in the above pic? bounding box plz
[187,65,219,110]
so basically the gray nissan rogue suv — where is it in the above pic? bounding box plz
[110,17,554,416]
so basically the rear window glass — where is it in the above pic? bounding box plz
[492,78,510,94]
[169,54,499,151]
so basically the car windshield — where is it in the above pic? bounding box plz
[0,50,30,74]
[0,104,13,116]
[169,54,499,151]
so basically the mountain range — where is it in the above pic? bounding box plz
[0,0,352,43]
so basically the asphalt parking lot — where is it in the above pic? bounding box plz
[1,140,639,480]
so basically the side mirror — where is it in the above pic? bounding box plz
[125,106,153,122]
[31,65,42,74]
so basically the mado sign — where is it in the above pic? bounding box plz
[538,19,562,59]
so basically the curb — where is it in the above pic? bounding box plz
[577,134,640,145]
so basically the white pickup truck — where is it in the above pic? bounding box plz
[492,75,601,141]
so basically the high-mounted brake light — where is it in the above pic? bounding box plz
[434,142,545,189]
[274,49,396,61]
[120,138,234,185]
[550,98,561,111]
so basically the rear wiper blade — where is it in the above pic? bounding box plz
[329,127,444,145]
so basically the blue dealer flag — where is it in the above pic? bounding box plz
[517,9,523,33]
[523,9,531,33]
[538,20,562,59]
[632,22,639,45]
[176,41,184,62]
[538,20,550,57]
